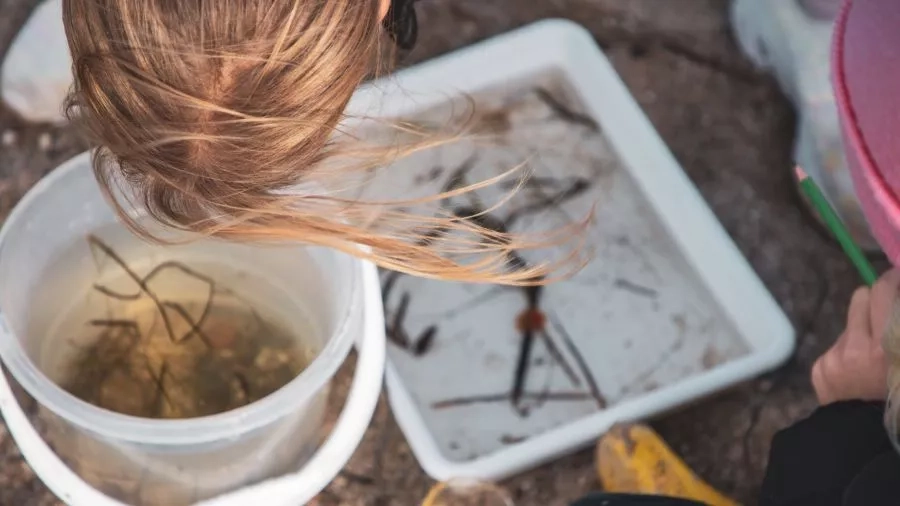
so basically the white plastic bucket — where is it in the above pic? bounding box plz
[0,151,386,505]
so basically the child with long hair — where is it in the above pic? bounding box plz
[61,0,900,504]
[62,0,586,286]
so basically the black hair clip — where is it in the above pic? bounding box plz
[383,0,418,50]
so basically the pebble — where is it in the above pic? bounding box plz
[37,133,52,151]
[1,130,16,147]
[1,0,71,123]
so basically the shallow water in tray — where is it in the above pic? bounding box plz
[36,229,317,419]
[357,70,750,461]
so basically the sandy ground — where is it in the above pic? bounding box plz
[0,0,876,504]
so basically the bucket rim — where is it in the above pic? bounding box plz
[0,150,361,445]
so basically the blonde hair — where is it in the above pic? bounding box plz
[62,0,588,284]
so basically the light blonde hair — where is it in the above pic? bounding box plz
[62,0,588,284]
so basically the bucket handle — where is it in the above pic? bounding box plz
[0,260,386,506]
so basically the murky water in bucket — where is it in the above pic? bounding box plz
[43,233,314,420]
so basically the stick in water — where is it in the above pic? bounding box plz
[796,165,878,286]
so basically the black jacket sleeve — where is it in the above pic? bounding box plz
[760,400,899,506]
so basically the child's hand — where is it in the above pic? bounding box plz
[811,269,900,405]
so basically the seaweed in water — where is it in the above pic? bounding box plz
[61,235,310,420]
[385,154,605,416]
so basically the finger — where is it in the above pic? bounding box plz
[818,343,847,388]
[847,287,872,338]
[872,355,890,400]
[872,268,900,341]
[883,299,900,356]
[811,358,835,405]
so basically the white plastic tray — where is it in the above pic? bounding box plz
[347,19,794,481]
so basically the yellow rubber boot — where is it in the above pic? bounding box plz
[596,424,740,506]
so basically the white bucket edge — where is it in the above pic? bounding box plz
[0,254,386,506]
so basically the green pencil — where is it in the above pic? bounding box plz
[796,165,878,286]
